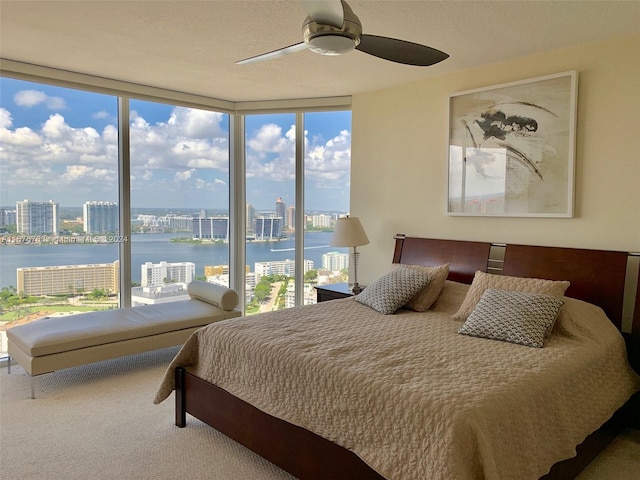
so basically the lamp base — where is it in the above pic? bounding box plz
[351,284,363,295]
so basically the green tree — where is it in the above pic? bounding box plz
[254,283,270,303]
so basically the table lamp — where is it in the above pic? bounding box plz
[330,216,369,294]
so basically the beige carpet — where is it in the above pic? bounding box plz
[0,348,638,480]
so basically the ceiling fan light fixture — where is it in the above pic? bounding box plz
[308,34,357,55]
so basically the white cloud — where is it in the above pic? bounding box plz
[0,108,13,128]
[174,169,195,181]
[247,123,293,155]
[305,129,352,188]
[14,89,67,109]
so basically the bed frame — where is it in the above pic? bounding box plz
[175,236,640,480]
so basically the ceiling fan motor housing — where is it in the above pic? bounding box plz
[302,3,362,56]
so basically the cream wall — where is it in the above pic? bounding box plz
[351,35,640,283]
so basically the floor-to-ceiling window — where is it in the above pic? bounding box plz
[242,111,352,314]
[303,111,352,298]
[244,113,296,314]
[0,74,351,338]
[128,100,230,306]
[0,78,120,329]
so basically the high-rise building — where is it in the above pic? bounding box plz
[275,197,286,226]
[164,214,193,231]
[16,199,59,234]
[0,208,17,226]
[253,217,283,240]
[192,217,229,240]
[83,201,118,234]
[254,259,314,278]
[286,205,295,230]
[141,261,195,287]
[246,203,256,233]
[322,251,349,271]
[311,214,332,228]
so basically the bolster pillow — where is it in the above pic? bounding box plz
[187,281,239,311]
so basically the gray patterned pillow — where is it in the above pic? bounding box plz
[355,265,432,315]
[458,288,565,348]
[452,270,570,321]
[390,263,450,312]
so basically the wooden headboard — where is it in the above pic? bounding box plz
[392,236,491,284]
[392,235,639,336]
[502,244,628,329]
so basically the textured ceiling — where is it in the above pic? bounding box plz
[1,0,639,102]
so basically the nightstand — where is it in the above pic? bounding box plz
[315,283,361,303]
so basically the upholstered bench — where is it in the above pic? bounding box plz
[7,281,241,397]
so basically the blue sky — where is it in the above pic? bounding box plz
[0,77,351,212]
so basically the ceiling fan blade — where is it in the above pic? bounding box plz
[236,42,309,65]
[356,34,449,66]
[300,0,344,28]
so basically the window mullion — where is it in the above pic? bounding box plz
[294,112,305,306]
[230,114,246,312]
[117,96,132,307]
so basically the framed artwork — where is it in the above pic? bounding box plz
[447,71,578,217]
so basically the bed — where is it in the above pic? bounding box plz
[154,236,640,480]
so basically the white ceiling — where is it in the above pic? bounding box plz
[1,0,639,103]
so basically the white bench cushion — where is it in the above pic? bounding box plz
[7,299,238,357]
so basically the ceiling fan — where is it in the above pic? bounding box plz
[237,0,449,66]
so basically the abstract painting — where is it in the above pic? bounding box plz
[447,71,577,217]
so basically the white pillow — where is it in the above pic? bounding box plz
[458,288,565,348]
[355,265,432,315]
[188,281,239,311]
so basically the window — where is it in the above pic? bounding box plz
[0,74,351,344]
[0,78,120,319]
[128,100,230,306]
[245,113,296,314]
[304,111,352,297]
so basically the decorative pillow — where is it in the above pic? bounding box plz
[458,288,565,347]
[188,280,239,311]
[355,265,432,315]
[391,263,450,311]
[452,270,569,321]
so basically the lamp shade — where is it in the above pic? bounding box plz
[330,216,369,248]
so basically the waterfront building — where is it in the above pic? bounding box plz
[192,217,229,240]
[322,251,349,271]
[83,201,118,234]
[17,261,119,296]
[253,217,283,240]
[0,208,17,227]
[141,261,195,287]
[16,199,59,234]
[164,214,193,231]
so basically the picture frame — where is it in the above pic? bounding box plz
[447,71,578,217]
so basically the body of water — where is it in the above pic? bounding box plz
[0,232,342,288]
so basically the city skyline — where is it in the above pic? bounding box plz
[0,77,352,211]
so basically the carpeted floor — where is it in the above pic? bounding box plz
[1,348,638,480]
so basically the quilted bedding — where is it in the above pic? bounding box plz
[154,281,640,480]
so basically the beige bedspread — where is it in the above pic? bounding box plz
[154,281,640,480]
